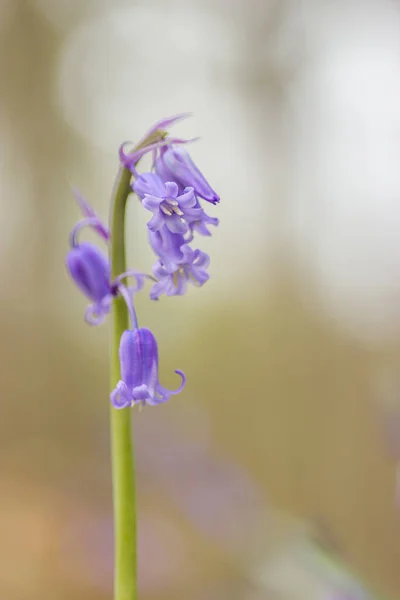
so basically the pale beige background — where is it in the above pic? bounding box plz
[1,1,400,598]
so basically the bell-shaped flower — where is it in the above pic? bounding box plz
[133,172,202,235]
[110,328,186,408]
[155,146,220,205]
[150,244,210,300]
[66,242,113,325]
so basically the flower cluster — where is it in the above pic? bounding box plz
[122,122,219,300]
[66,115,219,409]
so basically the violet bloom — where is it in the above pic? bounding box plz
[155,146,220,205]
[148,227,186,273]
[150,244,210,300]
[110,328,186,408]
[133,172,202,235]
[66,242,113,325]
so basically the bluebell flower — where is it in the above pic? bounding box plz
[148,227,187,273]
[66,242,114,325]
[110,328,186,408]
[150,243,210,300]
[133,172,202,234]
[155,146,220,205]
[66,236,147,325]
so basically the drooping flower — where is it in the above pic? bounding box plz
[66,239,147,325]
[155,146,220,205]
[66,242,114,325]
[133,173,202,235]
[150,244,210,300]
[110,328,186,408]
[148,226,187,273]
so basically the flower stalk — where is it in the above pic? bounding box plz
[109,130,164,600]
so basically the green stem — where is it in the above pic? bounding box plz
[110,163,136,600]
[109,131,165,600]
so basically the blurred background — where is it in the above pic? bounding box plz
[2,0,400,598]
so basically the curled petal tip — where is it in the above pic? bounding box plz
[119,141,134,166]
[84,302,109,326]
[110,382,131,409]
[173,369,187,394]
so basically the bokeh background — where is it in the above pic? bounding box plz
[2,0,400,598]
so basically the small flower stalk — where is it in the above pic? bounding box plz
[65,114,219,600]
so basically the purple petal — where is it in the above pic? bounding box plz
[184,207,204,222]
[162,147,220,204]
[145,392,170,406]
[192,268,210,286]
[84,301,110,326]
[165,181,179,198]
[152,260,169,280]
[142,113,191,141]
[204,214,219,227]
[134,173,166,198]
[177,188,196,208]
[150,279,168,300]
[66,242,111,303]
[132,384,152,405]
[151,270,182,298]
[110,381,132,409]
[180,244,195,264]
[148,228,185,271]
[142,195,163,211]
[155,156,177,187]
[165,214,188,235]
[156,370,186,402]
[119,328,159,392]
[147,212,165,232]
[170,272,188,296]
[193,250,210,269]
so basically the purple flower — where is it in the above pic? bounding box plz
[150,244,210,300]
[66,242,113,325]
[133,173,202,235]
[110,328,186,408]
[148,226,187,273]
[155,146,220,205]
[148,228,210,298]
